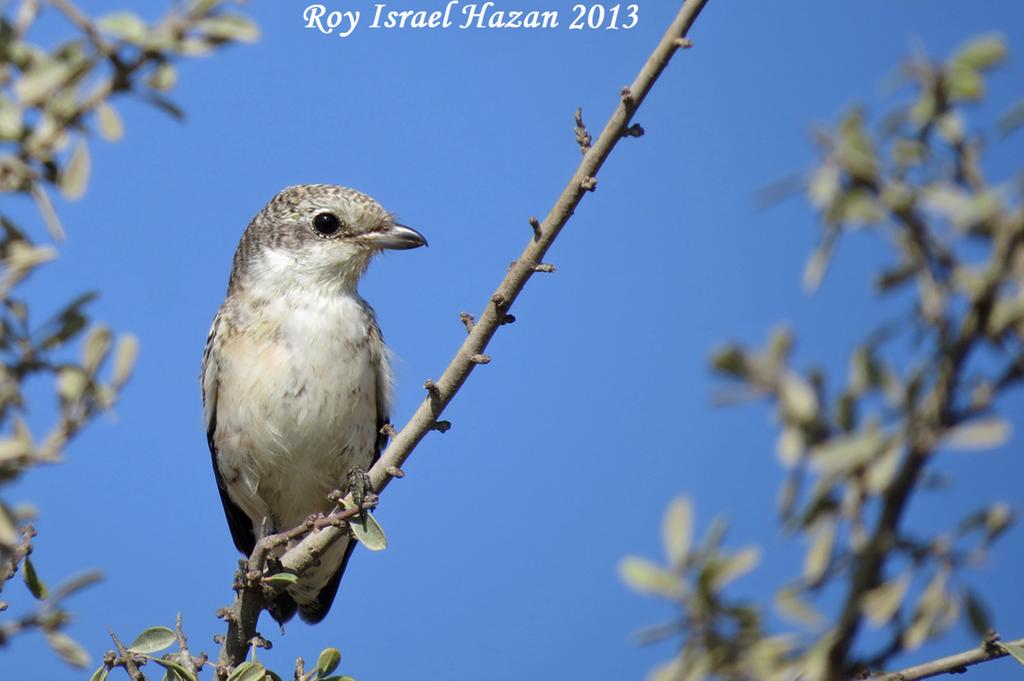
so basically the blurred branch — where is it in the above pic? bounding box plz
[826,144,1024,679]
[867,636,1024,681]
[213,0,712,674]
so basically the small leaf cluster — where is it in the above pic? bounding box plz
[0,0,257,669]
[93,622,356,681]
[0,0,259,209]
[0,554,101,666]
[621,497,786,681]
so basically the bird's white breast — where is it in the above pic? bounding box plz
[213,281,388,534]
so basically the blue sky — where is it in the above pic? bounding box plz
[4,1,1024,679]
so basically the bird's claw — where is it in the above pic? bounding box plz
[347,467,373,511]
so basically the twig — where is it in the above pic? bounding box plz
[109,629,146,681]
[48,0,114,57]
[866,637,1024,681]
[574,107,592,154]
[0,524,35,589]
[173,612,198,674]
[216,502,374,675]
[365,0,709,497]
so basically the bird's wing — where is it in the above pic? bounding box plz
[202,311,256,556]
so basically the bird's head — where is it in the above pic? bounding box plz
[230,184,427,295]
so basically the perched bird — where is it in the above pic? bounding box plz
[201,184,426,624]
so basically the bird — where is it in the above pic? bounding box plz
[200,184,426,625]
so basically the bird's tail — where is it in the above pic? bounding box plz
[294,535,359,624]
[267,590,298,626]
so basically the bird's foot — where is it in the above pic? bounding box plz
[347,467,375,511]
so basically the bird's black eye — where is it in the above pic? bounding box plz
[313,212,343,237]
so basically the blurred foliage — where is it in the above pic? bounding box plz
[0,0,259,672]
[624,33,1024,681]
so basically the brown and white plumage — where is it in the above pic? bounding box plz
[201,184,425,624]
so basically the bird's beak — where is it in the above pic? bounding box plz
[367,223,428,250]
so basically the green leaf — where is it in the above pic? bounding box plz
[962,588,991,637]
[57,367,87,404]
[803,521,835,584]
[82,325,112,376]
[15,60,70,102]
[317,647,342,676]
[710,346,747,377]
[944,418,1011,451]
[320,677,357,681]
[23,556,48,599]
[149,657,198,681]
[127,626,176,654]
[775,427,803,467]
[0,95,23,138]
[903,570,948,650]
[143,92,185,121]
[947,63,984,101]
[263,572,298,586]
[618,556,683,599]
[30,185,65,240]
[89,665,109,681]
[866,439,902,493]
[46,631,91,668]
[647,656,683,681]
[0,438,31,463]
[998,99,1024,138]
[226,662,252,679]
[811,430,883,475]
[711,546,760,588]
[95,101,124,142]
[951,33,1007,71]
[188,0,220,18]
[0,503,18,549]
[98,12,148,43]
[807,163,839,209]
[349,510,387,551]
[779,372,818,422]
[890,139,926,168]
[802,231,837,292]
[828,188,884,225]
[4,240,56,277]
[863,573,910,626]
[909,91,937,126]
[226,660,266,681]
[59,139,91,200]
[112,334,139,387]
[148,62,178,92]
[835,109,878,179]
[1001,642,1024,667]
[661,496,693,567]
[775,586,822,628]
[936,112,965,144]
[197,14,260,42]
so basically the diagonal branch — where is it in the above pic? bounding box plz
[215,0,711,673]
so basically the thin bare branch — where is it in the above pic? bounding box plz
[867,637,1024,681]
